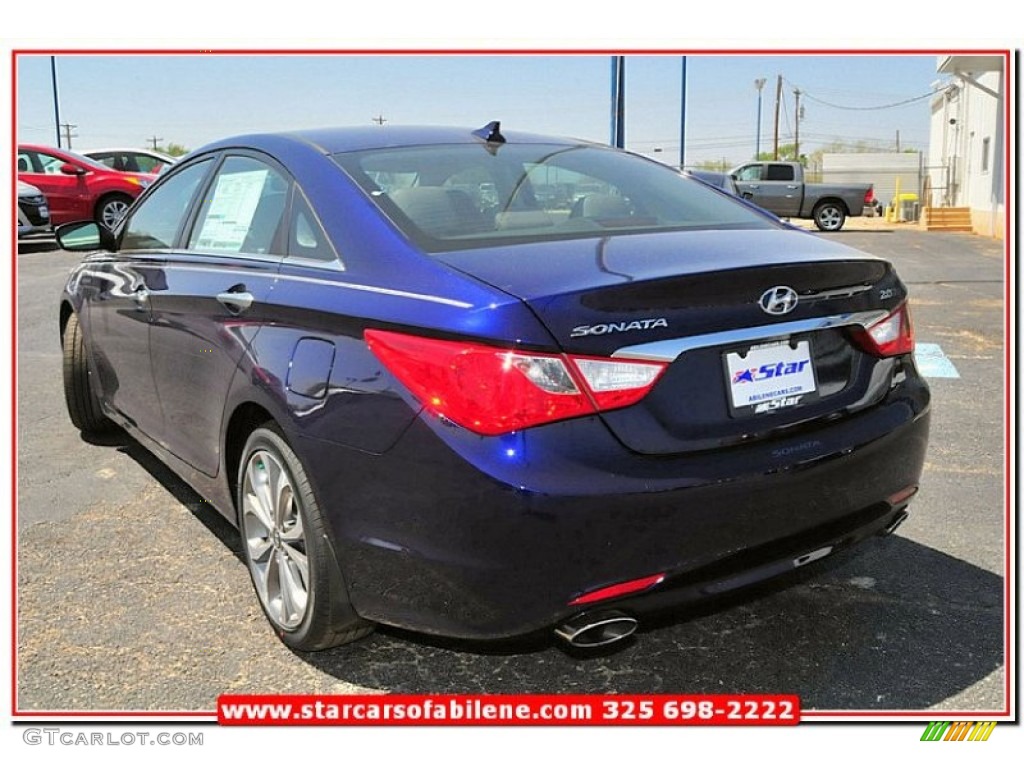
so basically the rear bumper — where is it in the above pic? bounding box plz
[298,376,929,641]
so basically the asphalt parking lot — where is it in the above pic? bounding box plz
[15,227,1006,713]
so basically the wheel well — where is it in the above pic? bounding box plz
[814,198,848,215]
[59,301,73,342]
[224,403,275,521]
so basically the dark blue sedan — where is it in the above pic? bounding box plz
[56,123,930,651]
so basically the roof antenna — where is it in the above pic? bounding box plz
[472,121,506,152]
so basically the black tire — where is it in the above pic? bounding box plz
[62,312,112,433]
[238,424,374,651]
[95,193,132,229]
[812,201,847,232]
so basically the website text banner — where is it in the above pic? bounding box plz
[218,694,801,726]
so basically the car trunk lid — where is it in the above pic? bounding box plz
[436,229,907,454]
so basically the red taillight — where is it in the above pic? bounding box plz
[852,302,914,357]
[365,329,667,435]
[864,185,875,205]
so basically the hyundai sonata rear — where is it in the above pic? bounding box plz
[59,124,929,651]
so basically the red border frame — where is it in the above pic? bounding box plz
[10,47,1014,721]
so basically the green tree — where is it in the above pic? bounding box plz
[693,158,731,172]
[757,143,804,163]
[156,142,190,157]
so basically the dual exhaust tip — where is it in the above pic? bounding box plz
[554,609,638,649]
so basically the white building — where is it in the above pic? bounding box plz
[927,54,1006,238]
[823,152,923,212]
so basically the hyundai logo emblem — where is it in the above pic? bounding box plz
[759,286,799,315]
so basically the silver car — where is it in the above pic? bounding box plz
[17,180,50,237]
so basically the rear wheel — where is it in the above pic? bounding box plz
[812,201,847,231]
[62,312,111,433]
[238,425,374,650]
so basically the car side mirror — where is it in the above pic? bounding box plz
[729,173,739,180]
[60,163,86,176]
[56,221,117,252]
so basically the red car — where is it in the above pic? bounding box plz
[17,144,157,228]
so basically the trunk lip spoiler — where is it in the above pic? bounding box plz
[611,310,889,363]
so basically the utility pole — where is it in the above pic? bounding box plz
[148,135,163,150]
[50,56,62,148]
[372,113,387,125]
[610,56,626,149]
[793,88,801,163]
[896,130,901,152]
[772,75,782,160]
[60,123,78,149]
[754,78,766,159]
[679,56,687,169]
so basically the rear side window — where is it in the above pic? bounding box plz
[765,164,795,181]
[120,159,212,250]
[288,190,339,264]
[89,152,116,169]
[189,156,289,256]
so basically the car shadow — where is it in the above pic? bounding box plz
[86,426,244,561]
[291,534,1003,711]
[17,237,59,255]
[106,427,1003,711]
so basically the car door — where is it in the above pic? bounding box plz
[147,153,290,476]
[17,148,91,223]
[738,163,801,217]
[82,157,216,438]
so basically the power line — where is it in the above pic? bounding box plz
[784,78,936,111]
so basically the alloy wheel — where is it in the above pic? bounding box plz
[242,449,309,630]
[101,199,129,228]
[817,205,843,230]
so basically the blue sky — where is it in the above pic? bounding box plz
[17,53,940,168]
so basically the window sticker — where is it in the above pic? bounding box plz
[193,169,269,252]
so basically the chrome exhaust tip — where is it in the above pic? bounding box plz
[882,509,910,536]
[554,609,638,649]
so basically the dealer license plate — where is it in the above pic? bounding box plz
[724,339,818,417]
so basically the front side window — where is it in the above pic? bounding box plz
[31,151,69,174]
[189,156,290,256]
[734,165,763,182]
[334,143,774,253]
[131,154,168,174]
[121,158,212,250]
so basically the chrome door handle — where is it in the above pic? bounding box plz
[217,291,254,313]
[786,184,799,189]
[747,184,760,189]
[131,286,149,306]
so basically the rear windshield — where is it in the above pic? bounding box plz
[332,143,776,252]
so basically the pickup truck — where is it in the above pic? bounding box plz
[730,161,874,231]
